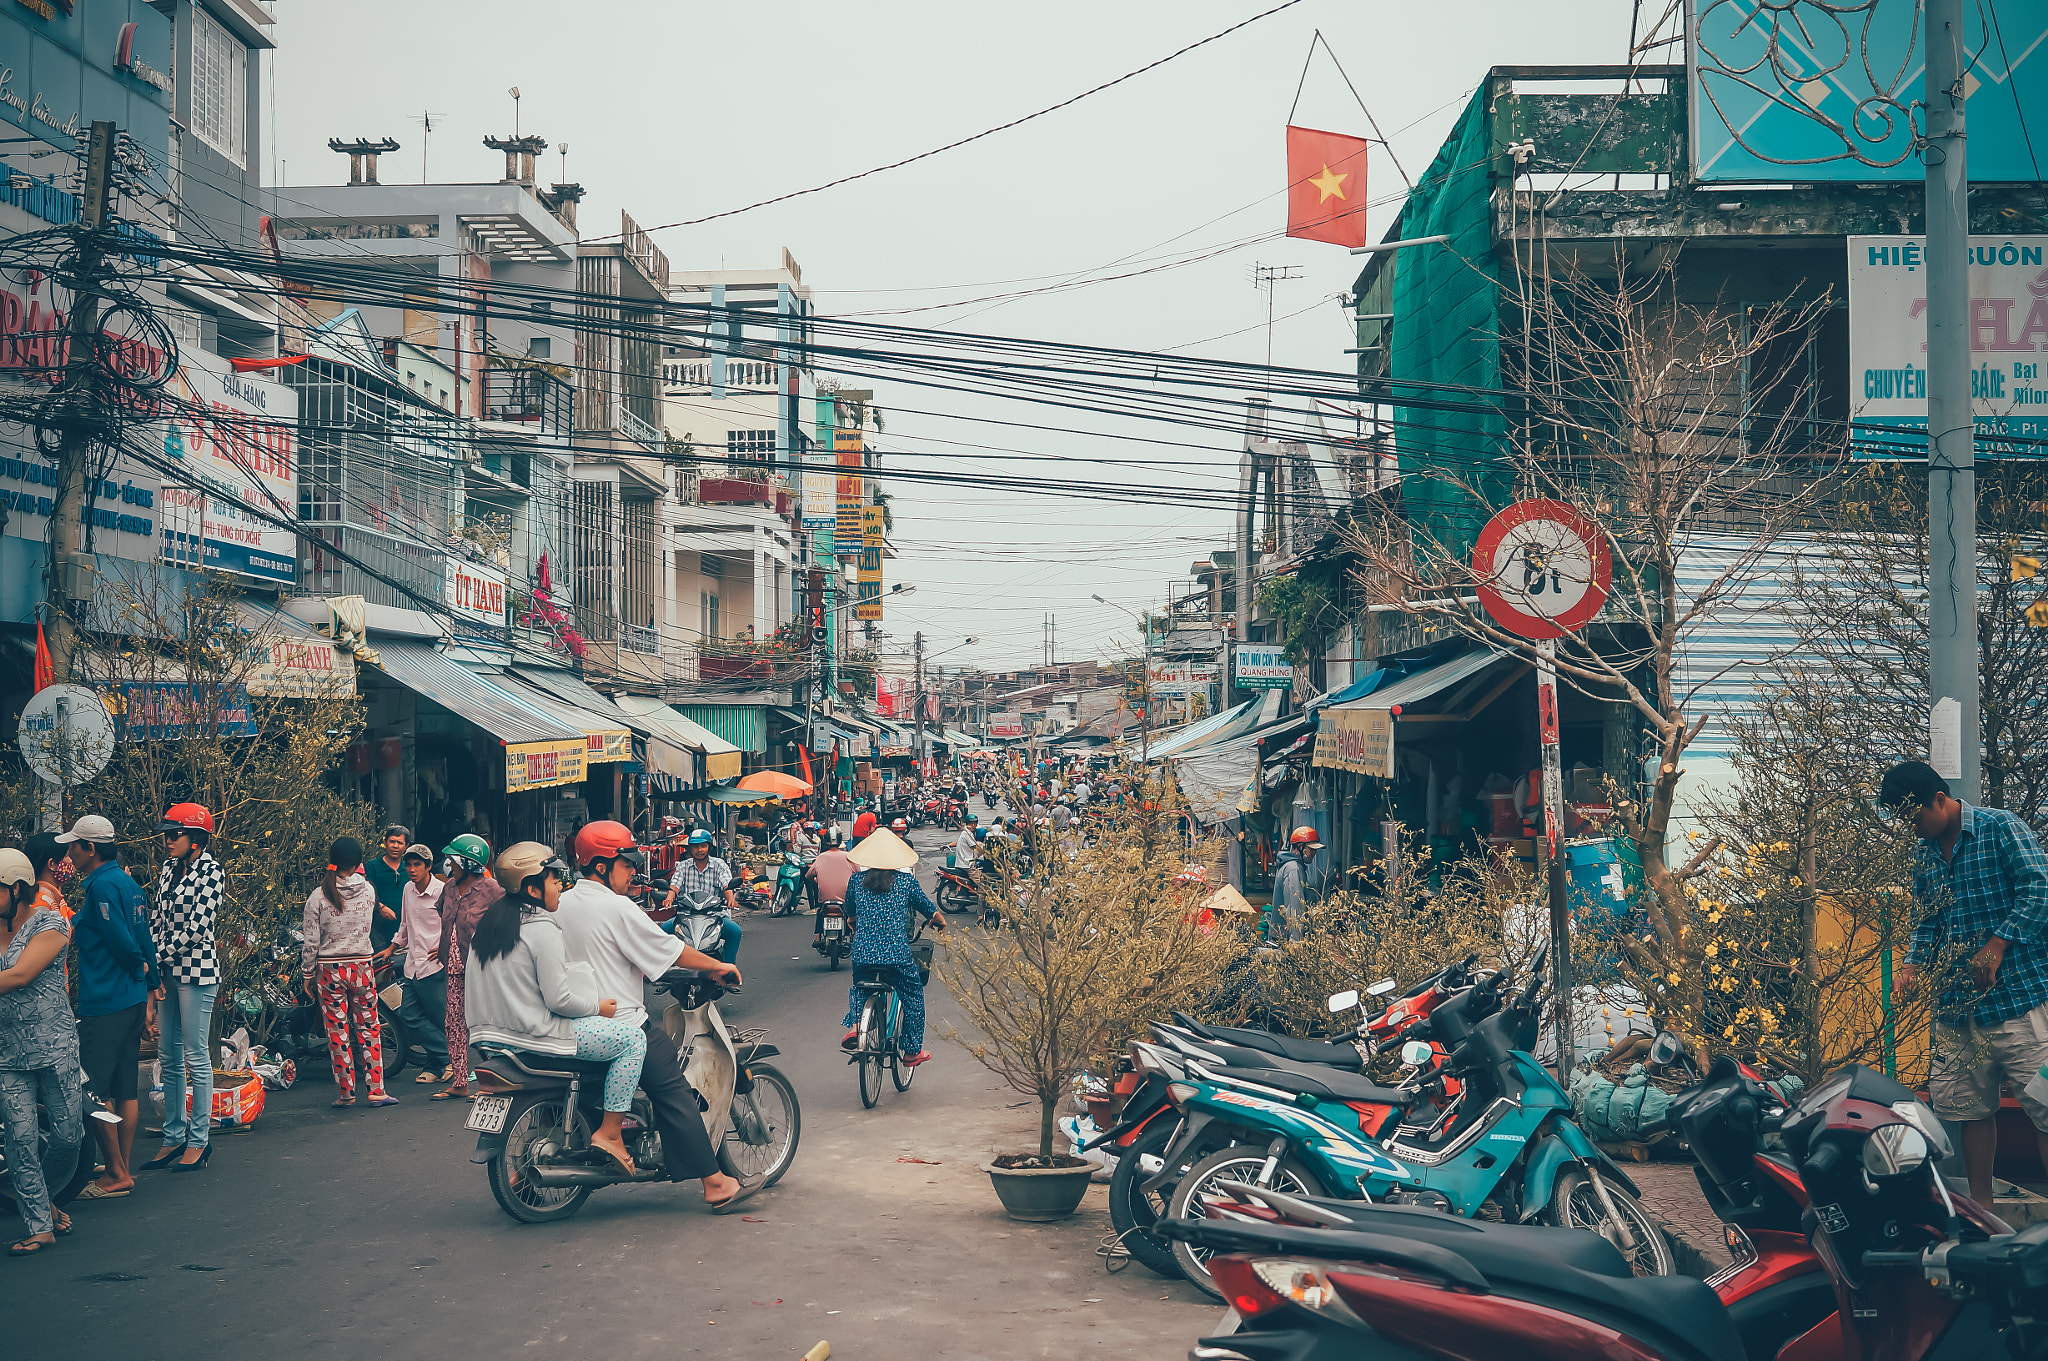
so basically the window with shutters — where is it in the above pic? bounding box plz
[189,7,248,162]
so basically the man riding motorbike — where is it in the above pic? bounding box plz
[553,821,761,1213]
[661,830,743,965]
[809,829,858,946]
[951,814,979,869]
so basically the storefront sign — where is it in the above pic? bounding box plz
[1149,661,1219,697]
[587,729,632,763]
[505,737,587,792]
[103,682,259,741]
[444,557,507,633]
[879,745,911,758]
[1848,235,2048,454]
[1313,707,1393,777]
[1234,644,1293,689]
[835,428,863,540]
[243,632,355,698]
[801,469,836,530]
[160,348,298,583]
[988,712,1023,740]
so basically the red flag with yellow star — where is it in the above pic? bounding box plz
[1285,125,1369,248]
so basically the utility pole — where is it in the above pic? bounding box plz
[43,120,117,687]
[1924,0,1978,802]
[1235,398,1269,707]
[913,630,927,781]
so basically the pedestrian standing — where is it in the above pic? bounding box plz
[361,825,409,953]
[1882,760,2048,1209]
[300,837,396,1109]
[59,815,157,1199]
[386,844,453,1085]
[142,804,224,1173]
[1267,826,1323,943]
[432,834,502,1101]
[0,848,79,1255]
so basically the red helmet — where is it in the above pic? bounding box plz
[160,802,215,836]
[1289,826,1323,848]
[573,820,644,870]
[890,817,908,832]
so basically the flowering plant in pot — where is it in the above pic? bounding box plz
[937,771,1244,1221]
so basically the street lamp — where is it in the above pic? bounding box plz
[1093,593,1153,763]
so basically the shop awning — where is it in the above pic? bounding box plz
[492,672,637,765]
[1334,647,1513,715]
[666,783,788,807]
[613,694,744,782]
[677,704,766,755]
[372,642,590,792]
[938,728,982,748]
[1312,648,1521,777]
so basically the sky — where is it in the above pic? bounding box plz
[267,0,1638,673]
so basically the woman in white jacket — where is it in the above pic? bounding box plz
[465,842,646,1175]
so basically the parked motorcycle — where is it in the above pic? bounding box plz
[0,1067,120,1221]
[1167,1059,2028,1361]
[469,969,799,1223]
[815,899,849,970]
[768,851,808,917]
[1137,940,1673,1297]
[934,863,983,915]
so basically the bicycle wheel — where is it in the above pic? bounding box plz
[857,996,886,1109]
[720,1062,801,1186]
[891,1045,916,1092]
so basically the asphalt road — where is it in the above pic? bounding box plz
[12,828,1220,1359]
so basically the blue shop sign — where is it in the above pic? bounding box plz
[104,681,259,741]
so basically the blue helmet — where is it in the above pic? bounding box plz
[687,829,714,847]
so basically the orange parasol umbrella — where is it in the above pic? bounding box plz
[737,770,813,798]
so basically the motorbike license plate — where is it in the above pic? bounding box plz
[823,917,843,932]
[466,1095,513,1134]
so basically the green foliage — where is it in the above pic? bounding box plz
[1257,572,1337,666]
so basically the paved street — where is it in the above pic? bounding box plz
[14,832,1220,1359]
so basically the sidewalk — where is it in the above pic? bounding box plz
[1627,1161,1731,1277]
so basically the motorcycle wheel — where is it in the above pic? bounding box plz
[719,1062,801,1187]
[1108,1118,1192,1279]
[488,1097,593,1224]
[378,999,408,1082]
[1546,1169,1674,1276]
[938,881,972,915]
[1168,1145,1329,1300]
[857,996,887,1109]
[828,936,844,971]
[770,884,794,917]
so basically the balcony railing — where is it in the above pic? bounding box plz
[616,402,662,452]
[483,363,572,438]
[619,622,659,656]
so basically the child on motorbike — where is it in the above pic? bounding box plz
[465,843,645,1176]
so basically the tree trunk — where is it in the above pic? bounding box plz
[1039,1094,1057,1160]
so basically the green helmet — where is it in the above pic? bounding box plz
[441,833,492,875]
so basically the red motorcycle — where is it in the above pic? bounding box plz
[1169,1058,2028,1361]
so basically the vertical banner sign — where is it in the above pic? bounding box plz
[1471,498,1612,1084]
[1846,236,2048,456]
[835,428,863,542]
[856,502,884,621]
[160,349,299,583]
[801,470,837,531]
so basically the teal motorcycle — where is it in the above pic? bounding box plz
[1134,941,1674,1296]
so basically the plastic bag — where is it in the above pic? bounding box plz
[1059,1113,1118,1182]
[246,1045,297,1091]
[218,1025,255,1073]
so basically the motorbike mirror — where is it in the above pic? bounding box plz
[1327,990,1361,1013]
[1648,1031,1683,1066]
[1400,1040,1434,1067]
[1862,1124,1932,1179]
[1366,977,1398,998]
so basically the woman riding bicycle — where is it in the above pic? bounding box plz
[835,828,944,1066]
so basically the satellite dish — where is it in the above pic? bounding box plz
[17,684,115,787]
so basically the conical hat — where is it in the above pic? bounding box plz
[848,826,919,870]
[1200,884,1260,916]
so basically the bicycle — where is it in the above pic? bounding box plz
[847,917,936,1110]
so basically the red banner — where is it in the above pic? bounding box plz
[1285,125,1370,249]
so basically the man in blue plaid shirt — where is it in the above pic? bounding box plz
[1883,760,2048,1208]
[660,828,743,964]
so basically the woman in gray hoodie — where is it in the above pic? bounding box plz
[301,837,396,1108]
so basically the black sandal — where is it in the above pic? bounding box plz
[7,1236,55,1257]
[51,1213,72,1238]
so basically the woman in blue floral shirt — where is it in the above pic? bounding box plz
[837,829,944,1066]
[0,847,80,1256]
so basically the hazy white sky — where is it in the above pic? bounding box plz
[268,0,1635,671]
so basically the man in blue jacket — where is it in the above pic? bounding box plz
[60,815,160,1198]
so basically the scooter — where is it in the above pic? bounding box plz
[768,851,807,917]
[468,969,800,1224]
[934,863,984,915]
[1168,1061,2025,1361]
[1139,940,1674,1297]
[815,899,849,970]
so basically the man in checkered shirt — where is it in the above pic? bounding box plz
[1884,760,2048,1208]
[661,829,743,963]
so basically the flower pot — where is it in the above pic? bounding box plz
[983,1158,1094,1221]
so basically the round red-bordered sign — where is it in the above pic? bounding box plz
[1471,499,1611,640]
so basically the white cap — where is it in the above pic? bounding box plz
[54,814,117,845]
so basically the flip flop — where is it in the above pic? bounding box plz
[75,1183,130,1200]
[591,1142,637,1177]
[51,1214,72,1238]
[367,1095,399,1107]
[7,1237,55,1256]
[430,1088,468,1101]
[708,1174,766,1215]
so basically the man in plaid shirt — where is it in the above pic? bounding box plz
[1884,760,2048,1208]
[661,829,743,963]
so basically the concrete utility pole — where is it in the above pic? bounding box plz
[913,630,926,778]
[44,120,117,687]
[1924,0,1978,802]
[1235,398,1269,706]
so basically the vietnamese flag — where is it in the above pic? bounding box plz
[33,620,53,692]
[1285,125,1370,248]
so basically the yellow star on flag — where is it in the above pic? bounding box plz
[1309,163,1348,203]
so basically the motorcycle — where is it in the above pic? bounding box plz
[934,863,984,915]
[468,969,800,1224]
[767,851,808,918]
[1138,940,1674,1297]
[668,887,735,965]
[815,899,849,970]
[1167,1060,2028,1361]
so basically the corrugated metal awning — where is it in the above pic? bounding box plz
[679,704,766,754]
[373,642,579,746]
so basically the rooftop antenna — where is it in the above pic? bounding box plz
[1250,262,1303,393]
[411,109,446,182]
[509,86,521,138]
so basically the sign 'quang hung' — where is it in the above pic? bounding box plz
[1848,235,2048,456]
[1234,644,1292,690]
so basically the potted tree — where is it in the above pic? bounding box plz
[937,774,1244,1221]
